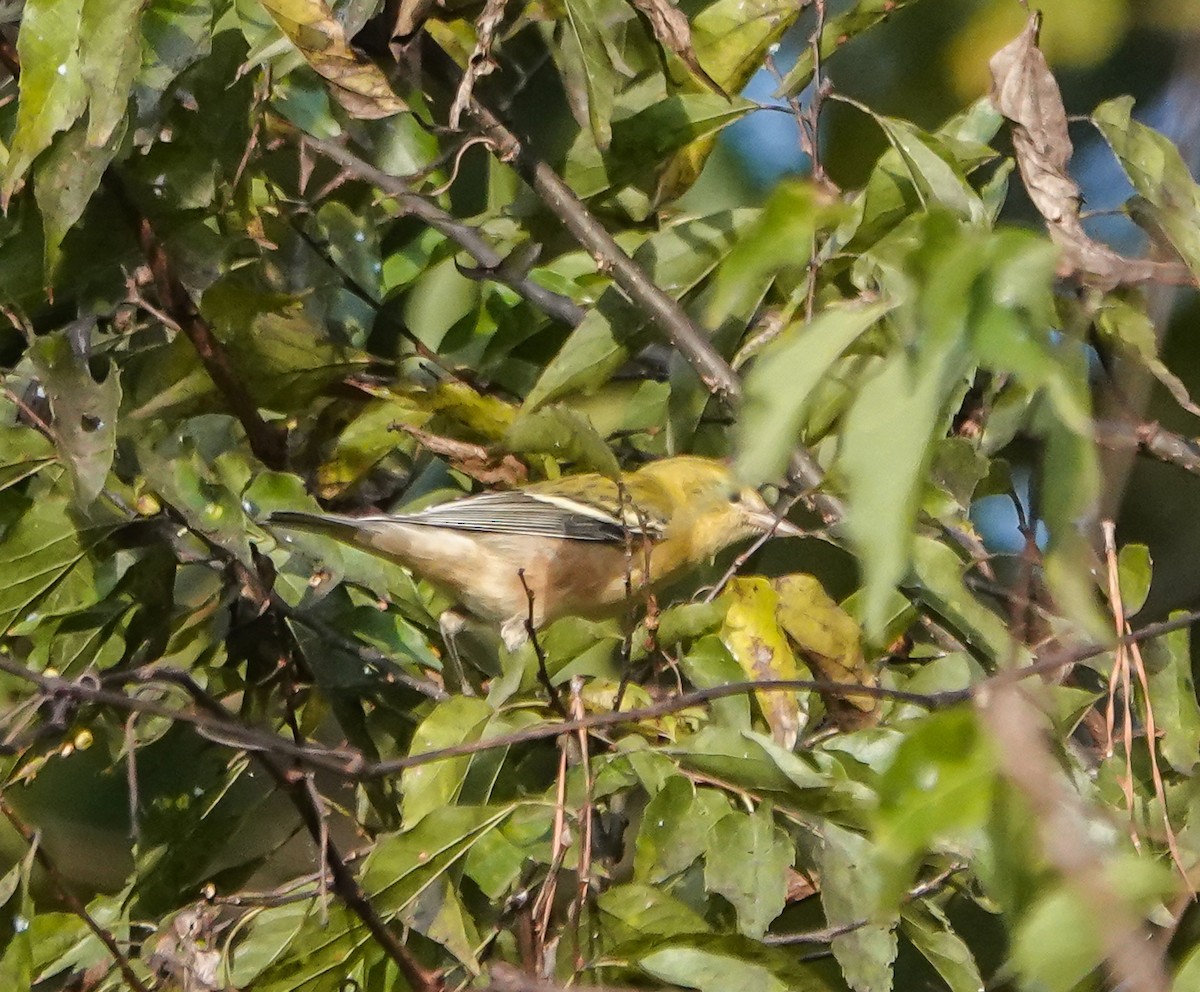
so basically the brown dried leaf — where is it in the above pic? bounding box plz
[260,0,407,120]
[628,0,727,97]
[786,866,820,903]
[449,0,511,127]
[989,13,1185,289]
[394,422,528,487]
[988,13,1077,224]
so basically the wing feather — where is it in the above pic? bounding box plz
[396,490,660,541]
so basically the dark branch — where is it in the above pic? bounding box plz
[293,131,586,329]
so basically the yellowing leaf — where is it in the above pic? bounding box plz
[259,0,406,120]
[773,574,879,730]
[720,578,803,749]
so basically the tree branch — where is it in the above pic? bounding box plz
[293,131,586,329]
[0,799,153,992]
[104,175,287,469]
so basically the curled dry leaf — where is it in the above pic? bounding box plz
[391,422,529,487]
[449,0,511,127]
[989,13,1187,289]
[628,0,726,97]
[260,0,407,120]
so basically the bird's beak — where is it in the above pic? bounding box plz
[748,510,804,538]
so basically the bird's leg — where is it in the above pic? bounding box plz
[438,609,477,696]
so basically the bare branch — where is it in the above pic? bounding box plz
[294,131,586,328]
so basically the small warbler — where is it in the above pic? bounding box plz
[270,456,801,649]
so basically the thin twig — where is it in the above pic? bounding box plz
[763,863,965,945]
[104,175,286,469]
[293,131,585,328]
[0,799,153,992]
[1101,520,1139,846]
[464,97,740,404]
[980,684,1173,992]
[567,677,594,974]
[3,608,1199,785]
[518,569,568,718]
[1096,418,1200,476]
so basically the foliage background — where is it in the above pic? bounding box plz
[2,0,1200,990]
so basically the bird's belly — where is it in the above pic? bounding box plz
[356,522,648,627]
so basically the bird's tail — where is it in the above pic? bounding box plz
[267,509,369,542]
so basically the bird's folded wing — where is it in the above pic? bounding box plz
[400,490,663,541]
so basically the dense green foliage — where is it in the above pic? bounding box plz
[2,1,1200,991]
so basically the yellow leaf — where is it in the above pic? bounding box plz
[773,574,879,730]
[259,0,406,120]
[720,578,803,749]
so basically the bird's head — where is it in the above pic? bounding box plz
[634,457,803,557]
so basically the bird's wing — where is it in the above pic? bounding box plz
[398,490,662,541]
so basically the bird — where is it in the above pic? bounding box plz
[269,456,802,652]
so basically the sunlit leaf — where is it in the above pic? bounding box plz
[720,578,803,749]
[703,802,792,939]
[258,0,406,120]
[1094,95,1200,280]
[737,302,890,486]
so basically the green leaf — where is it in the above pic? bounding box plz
[638,945,789,992]
[1094,293,1200,418]
[1176,944,1200,990]
[136,0,215,113]
[875,709,995,902]
[33,119,124,276]
[29,332,120,505]
[0,425,55,491]
[634,777,732,883]
[401,697,496,827]
[689,0,803,94]
[0,845,36,992]
[737,302,890,486]
[505,405,622,477]
[599,882,711,941]
[364,805,514,915]
[866,112,987,222]
[818,822,897,992]
[706,181,831,328]
[703,803,792,938]
[227,900,311,987]
[559,0,619,148]
[80,0,145,144]
[1116,542,1151,616]
[839,345,966,640]
[564,95,753,200]
[1009,857,1173,992]
[899,903,984,992]
[0,494,114,636]
[1144,614,1200,775]
[778,0,920,96]
[524,209,753,408]
[910,536,1021,665]
[1093,96,1200,280]
[3,0,88,201]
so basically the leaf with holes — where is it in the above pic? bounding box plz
[29,332,120,506]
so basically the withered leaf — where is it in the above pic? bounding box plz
[260,0,407,120]
[989,13,1186,289]
[628,0,727,97]
[392,422,528,487]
